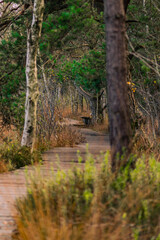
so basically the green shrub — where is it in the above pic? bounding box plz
[0,142,37,172]
[15,152,160,240]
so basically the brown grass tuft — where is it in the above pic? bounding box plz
[14,153,160,240]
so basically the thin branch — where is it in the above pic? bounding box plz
[129,51,160,77]
[152,1,160,12]
[0,3,30,36]
[2,2,12,16]
[74,83,94,100]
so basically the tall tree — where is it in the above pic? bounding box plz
[21,0,44,151]
[123,0,131,13]
[104,0,132,169]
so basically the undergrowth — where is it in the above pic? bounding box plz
[133,122,160,160]
[0,120,85,172]
[52,125,85,147]
[0,142,40,173]
[37,124,85,151]
[15,152,160,240]
[90,116,109,133]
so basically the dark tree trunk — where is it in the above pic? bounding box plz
[104,0,132,169]
[123,0,131,13]
[92,0,131,14]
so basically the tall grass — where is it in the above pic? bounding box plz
[15,152,160,240]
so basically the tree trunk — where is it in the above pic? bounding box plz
[104,0,132,169]
[79,94,83,112]
[74,90,78,114]
[86,98,90,111]
[38,49,51,103]
[90,97,97,123]
[74,84,98,122]
[143,0,149,34]
[102,88,107,121]
[97,90,106,123]
[123,0,130,13]
[93,0,130,13]
[21,0,44,151]
[57,84,61,100]
[70,87,74,113]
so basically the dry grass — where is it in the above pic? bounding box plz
[57,102,109,134]
[0,106,86,172]
[0,124,20,144]
[90,116,109,134]
[14,152,160,240]
[133,119,160,161]
[0,124,20,172]
[0,160,8,173]
[0,124,41,173]
[36,101,87,151]
[56,99,91,121]
[36,123,85,152]
[49,125,85,147]
[62,108,91,123]
[55,99,109,135]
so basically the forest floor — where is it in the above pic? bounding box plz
[0,119,109,240]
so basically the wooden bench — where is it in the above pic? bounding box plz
[81,116,92,125]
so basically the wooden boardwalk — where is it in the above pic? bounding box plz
[0,121,109,239]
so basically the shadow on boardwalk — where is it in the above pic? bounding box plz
[0,119,109,240]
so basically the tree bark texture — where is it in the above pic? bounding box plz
[123,0,130,13]
[104,0,132,168]
[74,90,79,114]
[93,0,130,13]
[79,94,83,112]
[21,0,44,150]
[90,97,97,123]
[38,49,51,103]
[97,93,103,123]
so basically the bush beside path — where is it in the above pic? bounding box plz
[0,120,109,240]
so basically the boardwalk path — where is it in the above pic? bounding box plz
[0,120,109,240]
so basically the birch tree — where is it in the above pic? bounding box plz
[21,0,44,151]
[104,0,132,169]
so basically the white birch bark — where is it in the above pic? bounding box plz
[21,0,44,150]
